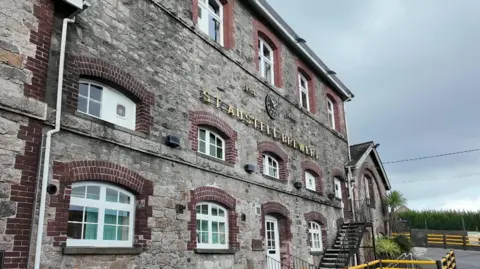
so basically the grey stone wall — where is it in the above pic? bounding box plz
[39,0,351,268]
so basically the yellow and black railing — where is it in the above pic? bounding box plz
[346,250,457,269]
[427,233,480,249]
[391,232,411,240]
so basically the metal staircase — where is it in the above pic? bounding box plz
[319,201,372,269]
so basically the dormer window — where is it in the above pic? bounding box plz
[78,80,136,130]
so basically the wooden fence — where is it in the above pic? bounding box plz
[427,233,480,249]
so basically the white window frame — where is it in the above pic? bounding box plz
[334,177,342,199]
[305,171,316,191]
[299,73,310,111]
[258,38,275,85]
[78,79,136,130]
[365,176,371,205]
[263,154,279,179]
[198,0,224,45]
[67,182,135,248]
[198,128,225,160]
[196,202,229,249]
[327,97,336,129]
[309,222,323,251]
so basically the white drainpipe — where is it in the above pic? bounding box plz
[34,17,75,269]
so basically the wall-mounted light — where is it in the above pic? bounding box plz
[293,181,303,189]
[165,135,181,148]
[244,164,256,174]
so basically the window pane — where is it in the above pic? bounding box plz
[218,209,225,217]
[209,144,216,157]
[211,207,218,216]
[86,185,100,200]
[88,101,101,117]
[79,83,89,97]
[118,210,129,225]
[201,220,208,231]
[103,225,116,240]
[301,92,308,108]
[77,96,88,113]
[219,233,226,244]
[265,63,272,83]
[198,7,202,19]
[201,232,208,243]
[212,221,218,232]
[196,205,201,214]
[71,186,85,198]
[106,188,118,202]
[219,222,225,232]
[199,129,206,141]
[104,209,117,224]
[117,226,129,241]
[83,223,97,239]
[84,207,98,223]
[67,223,82,239]
[209,15,220,42]
[263,44,271,59]
[68,205,83,222]
[199,140,206,153]
[300,78,306,88]
[90,84,102,101]
[212,232,218,244]
[216,137,222,147]
[201,204,208,215]
[119,192,130,204]
[216,147,223,159]
[208,0,220,14]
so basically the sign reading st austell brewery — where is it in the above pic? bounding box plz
[200,90,321,160]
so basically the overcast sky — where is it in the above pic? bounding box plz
[267,0,480,211]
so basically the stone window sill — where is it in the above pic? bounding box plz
[73,111,147,138]
[62,247,143,255]
[262,174,286,183]
[196,152,234,167]
[194,248,236,254]
[310,250,324,256]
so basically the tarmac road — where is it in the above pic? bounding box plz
[414,247,480,269]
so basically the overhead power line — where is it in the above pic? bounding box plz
[382,148,480,164]
[390,172,480,184]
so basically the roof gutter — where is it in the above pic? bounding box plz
[249,0,354,100]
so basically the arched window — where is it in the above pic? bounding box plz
[198,128,225,160]
[78,79,136,130]
[327,97,335,129]
[258,38,274,85]
[198,0,223,45]
[67,182,135,247]
[263,154,279,179]
[309,222,323,251]
[299,73,309,111]
[334,177,342,199]
[305,171,316,191]
[196,202,228,249]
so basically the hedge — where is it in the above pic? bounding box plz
[398,210,480,231]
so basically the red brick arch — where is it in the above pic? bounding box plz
[301,160,324,194]
[63,55,154,134]
[189,110,238,164]
[48,160,153,248]
[258,141,289,181]
[261,201,292,263]
[187,186,239,251]
[304,211,328,249]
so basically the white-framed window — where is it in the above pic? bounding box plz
[334,177,342,199]
[299,73,310,111]
[364,176,371,205]
[198,128,225,160]
[327,97,335,129]
[196,202,228,249]
[309,222,323,251]
[305,171,316,191]
[78,80,136,130]
[67,182,135,247]
[258,38,274,85]
[198,0,223,45]
[263,154,279,179]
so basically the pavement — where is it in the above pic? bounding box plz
[414,247,480,269]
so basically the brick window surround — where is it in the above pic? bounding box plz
[332,168,351,219]
[324,86,345,134]
[301,160,323,195]
[191,0,235,49]
[189,110,238,165]
[187,186,239,251]
[63,55,155,134]
[304,211,328,250]
[260,201,292,264]
[48,161,154,249]
[257,141,288,181]
[253,19,283,88]
[296,59,317,114]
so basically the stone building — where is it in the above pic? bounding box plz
[0,0,390,268]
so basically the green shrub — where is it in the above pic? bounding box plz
[393,235,412,253]
[376,236,401,259]
[398,210,480,231]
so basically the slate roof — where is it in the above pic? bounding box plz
[348,141,374,166]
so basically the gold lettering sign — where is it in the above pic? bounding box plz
[200,91,319,159]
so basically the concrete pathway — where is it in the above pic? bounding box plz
[414,247,480,269]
